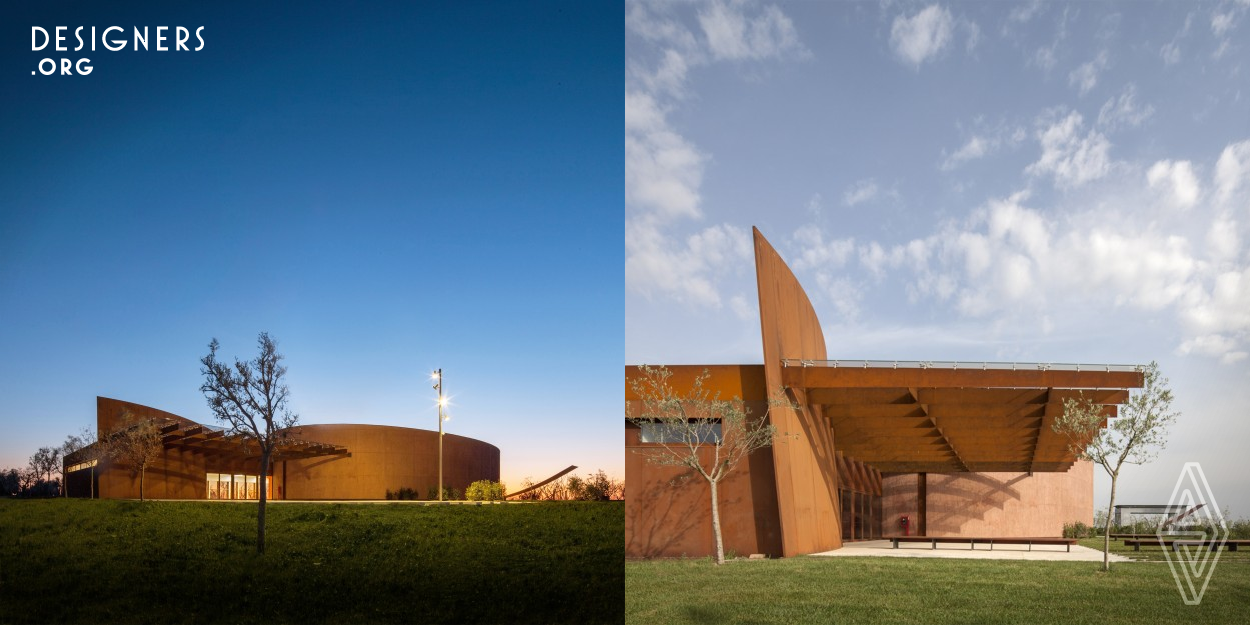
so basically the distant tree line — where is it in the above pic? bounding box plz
[1,427,94,498]
[381,470,624,502]
[513,469,624,501]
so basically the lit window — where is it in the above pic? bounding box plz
[639,422,722,444]
[66,460,98,473]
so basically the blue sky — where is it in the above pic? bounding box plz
[627,1,1250,517]
[0,1,623,489]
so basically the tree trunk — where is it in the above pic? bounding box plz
[1103,474,1118,572]
[710,478,725,565]
[257,451,269,555]
[90,466,95,499]
[139,466,145,502]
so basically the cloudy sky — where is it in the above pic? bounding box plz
[626,1,1250,517]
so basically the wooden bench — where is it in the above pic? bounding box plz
[887,536,1078,552]
[1109,533,1166,541]
[1123,538,1250,552]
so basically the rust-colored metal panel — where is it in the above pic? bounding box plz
[753,227,841,556]
[281,424,499,500]
[625,399,783,558]
[881,462,1095,537]
[87,399,498,500]
[625,364,767,402]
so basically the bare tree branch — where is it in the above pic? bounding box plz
[200,332,299,554]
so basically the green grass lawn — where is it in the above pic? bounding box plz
[1077,536,1250,562]
[0,498,623,624]
[626,555,1250,624]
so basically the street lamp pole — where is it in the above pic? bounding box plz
[432,369,445,502]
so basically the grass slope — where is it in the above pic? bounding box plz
[626,556,1250,624]
[0,499,623,624]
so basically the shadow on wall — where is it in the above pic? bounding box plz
[929,473,1028,534]
[883,473,1027,535]
[626,468,708,558]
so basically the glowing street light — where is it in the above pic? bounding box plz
[431,369,448,501]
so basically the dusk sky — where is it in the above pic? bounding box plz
[627,1,1250,516]
[1,1,622,489]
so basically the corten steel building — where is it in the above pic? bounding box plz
[64,397,499,500]
[626,228,1145,558]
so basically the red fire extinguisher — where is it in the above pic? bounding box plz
[900,515,910,537]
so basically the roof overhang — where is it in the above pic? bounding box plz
[159,420,350,462]
[783,360,1143,473]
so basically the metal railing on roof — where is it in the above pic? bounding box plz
[781,359,1144,373]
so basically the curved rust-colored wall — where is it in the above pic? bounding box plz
[71,399,500,500]
[279,424,500,500]
[754,227,842,556]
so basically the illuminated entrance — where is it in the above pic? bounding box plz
[206,473,272,500]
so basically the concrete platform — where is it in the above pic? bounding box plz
[811,539,1131,562]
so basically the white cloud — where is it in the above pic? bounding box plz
[963,20,981,53]
[1030,6,1073,72]
[1026,110,1113,188]
[1097,84,1155,131]
[890,5,954,66]
[626,0,807,311]
[1008,0,1045,24]
[843,179,880,206]
[1215,140,1250,203]
[1212,10,1235,37]
[698,0,805,61]
[1160,42,1181,65]
[805,193,823,217]
[1147,160,1201,209]
[1068,51,1109,96]
[787,138,1250,364]
[625,91,705,221]
[792,225,855,270]
[1182,266,1250,339]
[941,136,988,170]
[625,221,753,308]
[729,294,756,321]
[813,274,863,321]
[1213,39,1232,59]
[632,49,691,99]
[859,241,904,279]
[941,121,1028,170]
[1034,45,1058,71]
[1208,5,1245,60]
[1178,334,1242,362]
[1208,215,1241,264]
[626,2,700,52]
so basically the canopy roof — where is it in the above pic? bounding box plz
[783,360,1143,473]
[158,419,350,462]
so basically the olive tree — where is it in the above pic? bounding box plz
[1053,361,1177,572]
[107,411,165,501]
[628,365,777,565]
[200,332,298,554]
